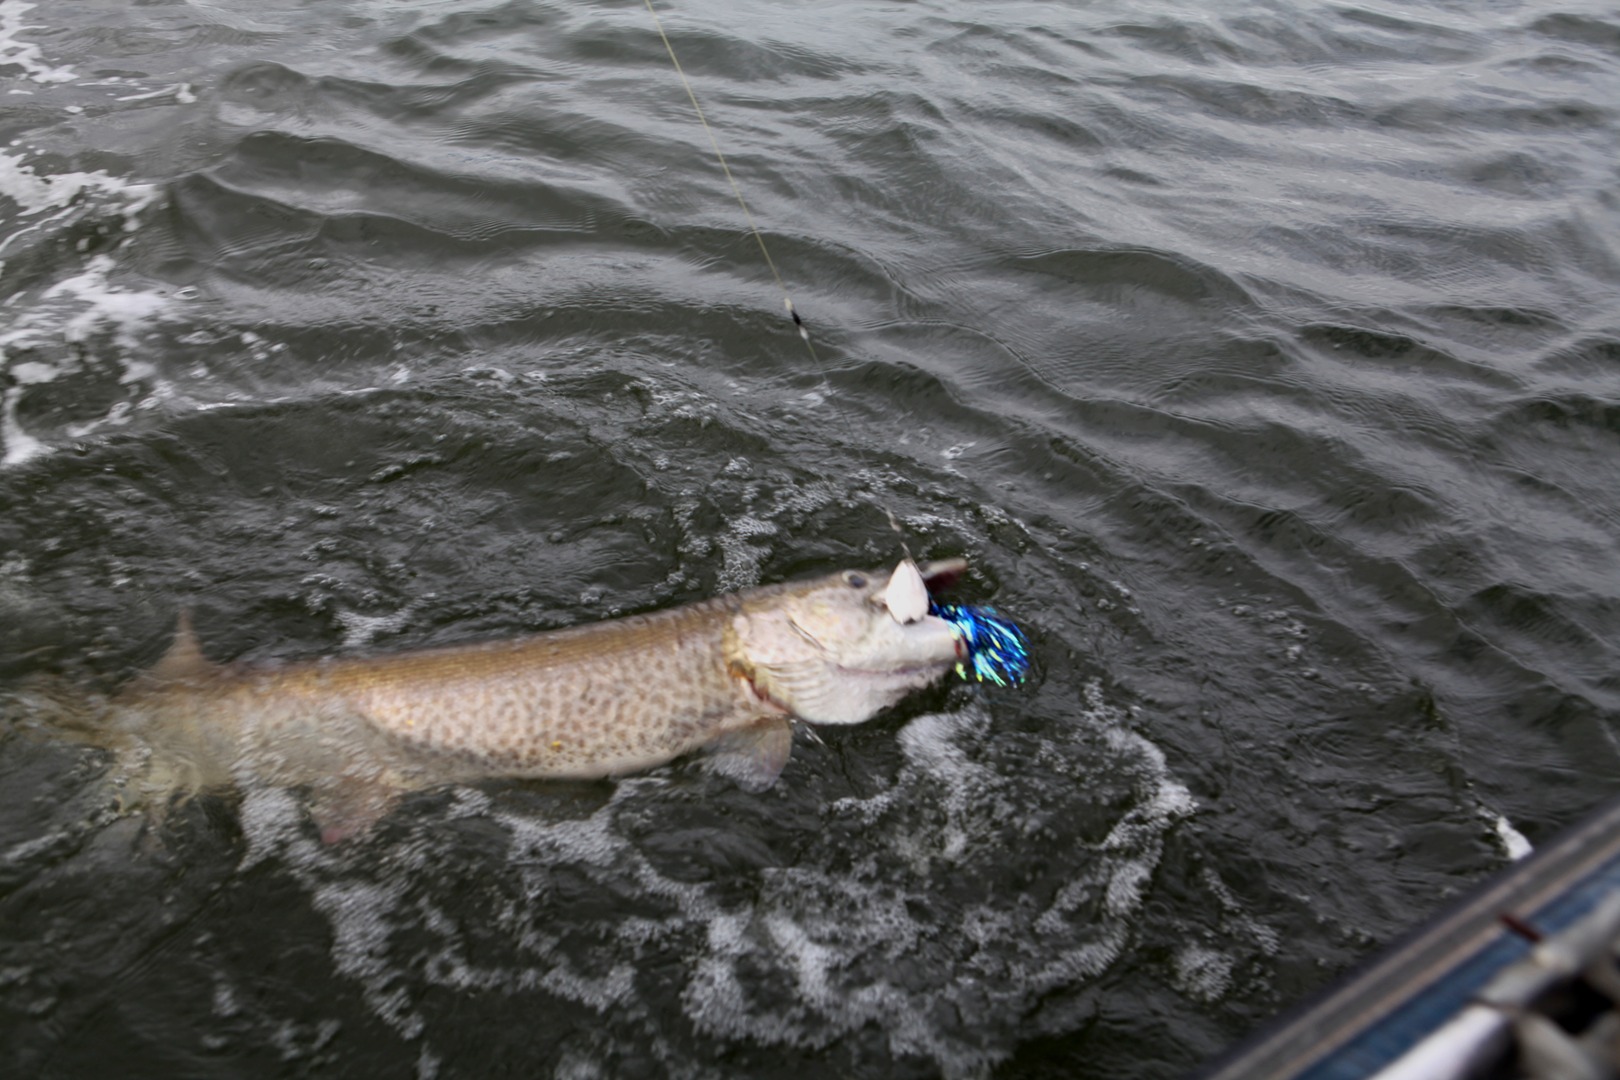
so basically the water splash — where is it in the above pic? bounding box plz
[205,678,1206,1077]
[0,1,78,85]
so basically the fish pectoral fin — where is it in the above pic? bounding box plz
[702,716,793,793]
[307,772,401,844]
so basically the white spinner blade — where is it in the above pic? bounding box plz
[882,558,930,624]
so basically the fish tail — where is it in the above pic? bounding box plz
[2,674,114,741]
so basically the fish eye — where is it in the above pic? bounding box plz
[844,572,867,589]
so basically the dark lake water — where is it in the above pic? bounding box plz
[3,0,1619,1076]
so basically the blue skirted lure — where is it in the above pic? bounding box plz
[930,602,1032,687]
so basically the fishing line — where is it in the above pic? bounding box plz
[642,0,817,362]
[643,2,1031,688]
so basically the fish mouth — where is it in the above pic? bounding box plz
[917,558,968,594]
[831,653,959,681]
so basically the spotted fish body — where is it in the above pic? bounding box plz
[93,559,969,837]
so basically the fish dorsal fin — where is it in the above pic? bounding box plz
[703,716,793,792]
[150,609,215,682]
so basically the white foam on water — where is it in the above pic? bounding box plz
[715,513,777,591]
[237,786,437,1040]
[40,254,170,352]
[693,477,858,593]
[316,877,423,1037]
[892,710,1021,866]
[227,778,699,1056]
[1200,865,1282,958]
[0,1,78,85]
[1,254,174,464]
[1172,945,1235,1003]
[236,786,312,871]
[222,677,1207,1077]
[680,683,1201,1074]
[0,385,45,466]
[1487,809,1533,861]
[0,149,170,465]
[680,865,1007,1070]
[0,155,157,226]
[334,606,415,650]
[113,82,196,104]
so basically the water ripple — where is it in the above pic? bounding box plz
[4,0,1620,1076]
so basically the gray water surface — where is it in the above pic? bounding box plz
[3,0,1619,1076]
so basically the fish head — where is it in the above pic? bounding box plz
[734,557,967,725]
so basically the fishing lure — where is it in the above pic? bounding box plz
[931,603,1032,687]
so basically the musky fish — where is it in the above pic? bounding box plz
[18,558,970,840]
